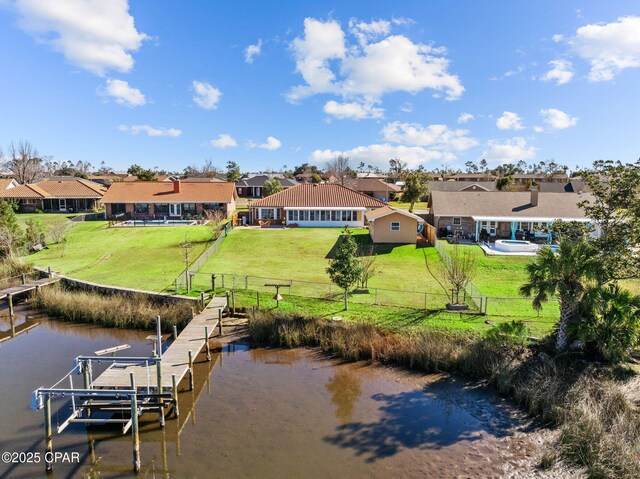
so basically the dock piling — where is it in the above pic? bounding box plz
[218,309,222,336]
[188,350,194,391]
[173,325,178,341]
[205,326,211,361]
[21,273,26,285]
[8,294,13,316]
[172,374,179,418]
[44,394,53,472]
[156,360,165,427]
[130,373,141,473]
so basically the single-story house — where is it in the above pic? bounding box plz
[365,206,425,244]
[249,183,386,227]
[0,178,19,190]
[100,179,237,219]
[0,178,106,212]
[235,174,297,198]
[88,173,130,185]
[430,189,593,241]
[428,180,496,196]
[346,178,402,202]
[511,173,569,184]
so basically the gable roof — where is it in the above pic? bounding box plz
[365,206,425,222]
[0,179,17,190]
[0,178,106,199]
[428,180,496,192]
[100,181,236,203]
[430,191,591,221]
[236,175,297,188]
[250,183,387,208]
[347,178,402,192]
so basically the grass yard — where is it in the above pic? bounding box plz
[387,200,429,211]
[16,212,75,228]
[24,221,212,291]
[199,227,449,293]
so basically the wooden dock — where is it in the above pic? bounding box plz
[0,277,60,300]
[92,296,227,390]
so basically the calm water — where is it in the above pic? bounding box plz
[0,306,535,478]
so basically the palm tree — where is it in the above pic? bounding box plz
[519,239,602,352]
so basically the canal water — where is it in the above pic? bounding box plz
[0,306,540,478]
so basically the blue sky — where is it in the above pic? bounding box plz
[0,0,639,173]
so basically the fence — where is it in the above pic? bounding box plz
[184,272,484,313]
[172,222,232,291]
[434,238,487,313]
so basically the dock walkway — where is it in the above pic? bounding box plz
[92,296,227,390]
[0,277,60,300]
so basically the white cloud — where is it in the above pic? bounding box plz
[457,112,474,124]
[541,59,574,85]
[310,144,452,169]
[491,64,526,81]
[381,121,477,151]
[568,16,640,81]
[192,81,222,110]
[101,79,145,106]
[534,126,544,133]
[288,17,464,107]
[245,39,262,64]
[118,124,182,137]
[15,0,147,75]
[348,18,391,46]
[323,100,384,120]
[496,111,524,130]
[482,137,536,163]
[209,133,237,148]
[539,108,579,130]
[400,102,413,113]
[552,34,564,43]
[259,136,282,151]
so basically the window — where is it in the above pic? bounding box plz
[391,221,400,231]
[310,210,316,221]
[331,211,337,221]
[111,203,126,215]
[260,208,276,220]
[452,217,462,226]
[134,203,149,214]
[481,221,497,235]
[183,203,197,215]
[353,211,358,221]
[155,203,169,215]
[203,203,222,210]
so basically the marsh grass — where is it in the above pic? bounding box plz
[31,285,193,331]
[248,310,640,478]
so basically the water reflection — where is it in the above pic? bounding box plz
[326,368,362,426]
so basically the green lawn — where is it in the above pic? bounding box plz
[16,212,75,228]
[24,221,212,291]
[387,201,429,211]
[199,228,448,293]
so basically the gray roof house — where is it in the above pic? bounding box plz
[430,189,592,241]
[235,174,297,197]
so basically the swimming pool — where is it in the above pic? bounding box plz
[115,219,198,227]
[481,240,559,255]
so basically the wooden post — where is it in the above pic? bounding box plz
[191,307,195,320]
[231,290,235,315]
[8,294,14,316]
[173,325,178,341]
[82,360,91,418]
[244,275,248,290]
[200,291,205,309]
[44,394,53,472]
[156,360,165,427]
[218,309,222,336]
[205,326,211,361]
[21,273,26,285]
[225,291,230,313]
[47,266,52,277]
[188,351,194,391]
[172,374,179,418]
[156,316,162,359]
[211,274,216,292]
[130,373,141,473]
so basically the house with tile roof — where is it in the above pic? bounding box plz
[249,183,386,227]
[365,206,425,244]
[345,178,402,202]
[235,174,297,198]
[0,178,106,212]
[430,189,592,241]
[100,179,237,219]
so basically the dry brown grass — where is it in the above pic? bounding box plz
[248,309,640,479]
[31,285,193,331]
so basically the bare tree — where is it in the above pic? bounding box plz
[204,209,226,239]
[327,155,354,186]
[442,245,477,304]
[4,140,45,184]
[357,245,378,289]
[0,226,20,258]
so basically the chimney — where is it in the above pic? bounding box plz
[530,188,538,206]
[173,179,181,193]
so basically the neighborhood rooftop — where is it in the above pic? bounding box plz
[250,183,387,208]
[100,180,236,203]
[0,178,106,199]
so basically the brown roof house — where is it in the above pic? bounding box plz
[347,178,402,202]
[366,206,425,244]
[249,183,386,227]
[430,189,592,241]
[0,178,106,213]
[100,179,237,220]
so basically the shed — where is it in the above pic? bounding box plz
[365,206,425,244]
